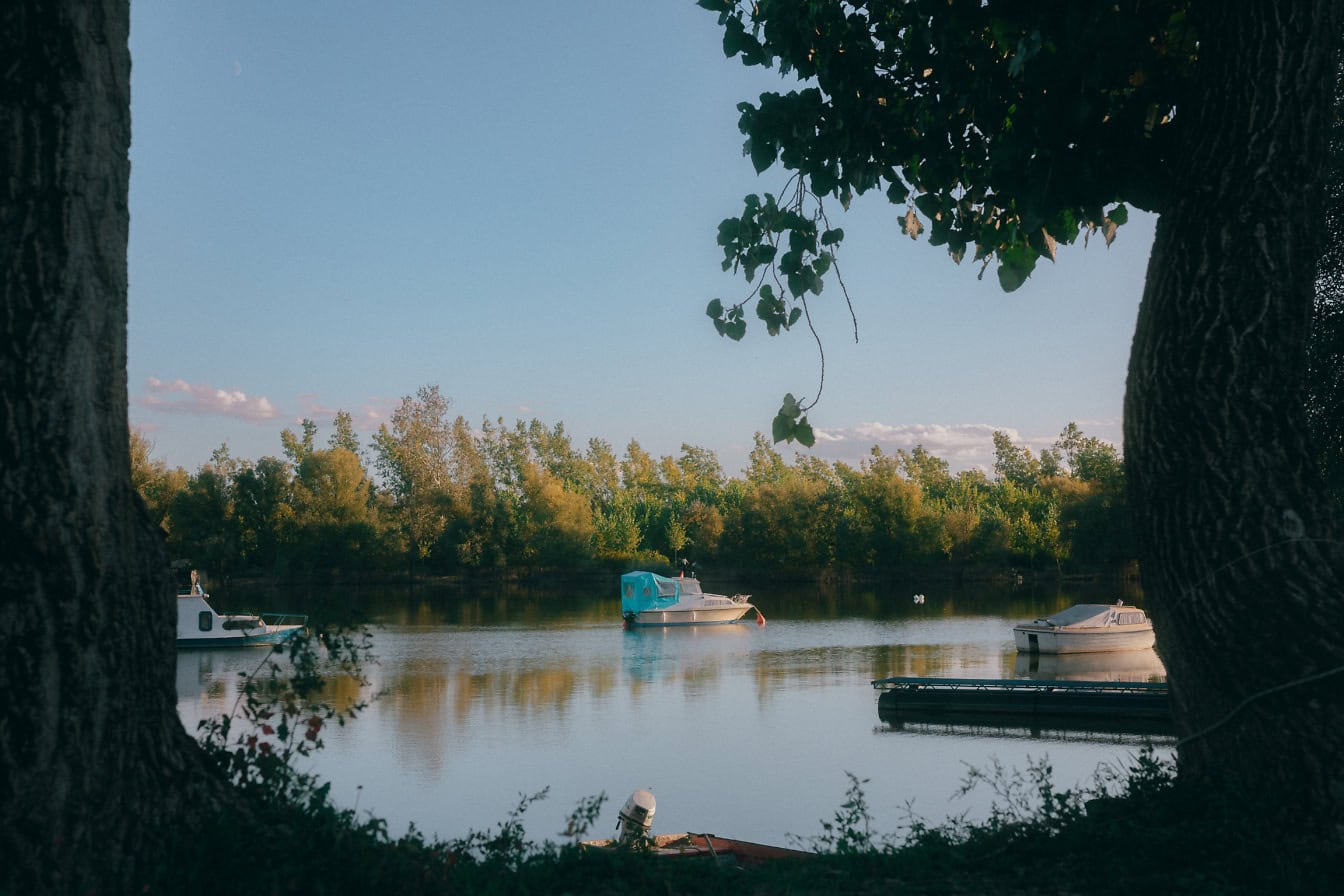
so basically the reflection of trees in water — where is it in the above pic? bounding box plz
[381,659,452,775]
[383,656,620,733]
[175,649,369,738]
[747,643,1010,705]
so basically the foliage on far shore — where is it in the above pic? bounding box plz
[132,387,1132,584]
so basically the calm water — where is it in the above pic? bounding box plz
[176,579,1171,847]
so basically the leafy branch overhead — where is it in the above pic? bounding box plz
[700,0,1192,439]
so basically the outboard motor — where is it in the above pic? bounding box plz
[616,789,656,845]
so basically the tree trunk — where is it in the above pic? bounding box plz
[1,3,227,891]
[1125,0,1344,844]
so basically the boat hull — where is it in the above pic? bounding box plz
[583,833,810,864]
[624,603,754,626]
[177,626,305,649]
[1012,624,1155,654]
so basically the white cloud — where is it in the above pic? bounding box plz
[808,419,1122,473]
[139,378,279,423]
[809,422,1002,470]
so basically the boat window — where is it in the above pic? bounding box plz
[1117,612,1145,625]
[198,611,212,632]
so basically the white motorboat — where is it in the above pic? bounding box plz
[1012,602,1155,654]
[620,571,760,627]
[176,579,307,648]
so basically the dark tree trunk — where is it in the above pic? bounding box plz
[1,3,227,891]
[1125,0,1344,844]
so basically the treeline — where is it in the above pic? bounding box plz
[131,384,1134,581]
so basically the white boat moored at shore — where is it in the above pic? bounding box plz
[176,579,306,648]
[1012,602,1155,654]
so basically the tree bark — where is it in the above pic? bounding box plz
[1,3,227,891]
[1125,0,1344,843]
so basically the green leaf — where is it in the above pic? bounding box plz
[795,418,816,448]
[726,318,747,341]
[997,259,1031,292]
[821,228,845,246]
[1107,203,1129,226]
[748,137,777,174]
[779,393,801,419]
[788,227,817,256]
[913,192,942,218]
[706,298,724,319]
[772,412,792,443]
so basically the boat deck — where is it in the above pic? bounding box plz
[871,676,1171,723]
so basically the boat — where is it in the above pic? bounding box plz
[581,789,810,865]
[176,576,307,648]
[1012,602,1155,654]
[582,831,812,865]
[620,570,759,627]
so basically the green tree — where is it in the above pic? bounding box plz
[167,445,244,577]
[899,444,953,503]
[744,431,789,485]
[834,449,926,572]
[232,455,296,573]
[439,416,509,569]
[619,439,662,554]
[1054,422,1123,486]
[702,0,1344,837]
[130,427,189,530]
[593,492,642,561]
[515,464,596,568]
[291,447,380,572]
[280,417,317,465]
[329,409,361,454]
[729,466,838,571]
[991,431,1042,490]
[372,385,454,568]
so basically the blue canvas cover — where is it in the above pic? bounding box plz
[621,571,682,615]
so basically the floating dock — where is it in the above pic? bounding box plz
[872,676,1171,725]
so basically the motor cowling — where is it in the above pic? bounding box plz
[616,789,655,844]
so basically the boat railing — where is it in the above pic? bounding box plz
[260,612,308,627]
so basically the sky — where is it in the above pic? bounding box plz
[127,2,1156,479]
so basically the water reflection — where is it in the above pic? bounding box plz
[622,624,754,685]
[1012,648,1167,682]
[878,713,1175,744]
[178,581,1172,846]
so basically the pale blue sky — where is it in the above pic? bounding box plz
[127,2,1154,477]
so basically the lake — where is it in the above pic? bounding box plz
[175,578,1171,849]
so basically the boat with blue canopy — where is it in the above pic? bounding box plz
[620,571,760,627]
